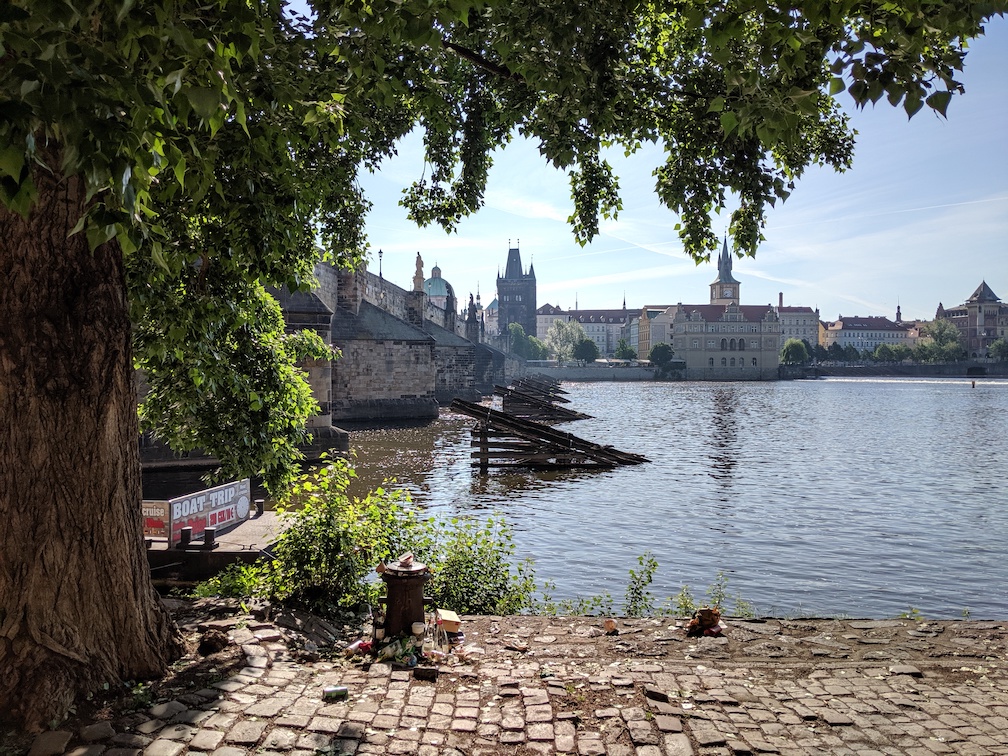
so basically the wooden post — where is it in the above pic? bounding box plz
[479,424,489,473]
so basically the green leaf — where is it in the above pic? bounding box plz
[186,87,221,120]
[173,156,186,187]
[116,0,137,24]
[719,111,739,136]
[828,78,845,96]
[925,90,952,117]
[0,145,24,180]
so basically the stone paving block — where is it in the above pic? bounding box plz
[211,746,251,756]
[645,713,677,732]
[245,698,288,717]
[336,721,366,740]
[665,733,697,756]
[576,737,605,755]
[822,710,854,725]
[111,734,152,749]
[189,729,225,751]
[143,739,185,756]
[295,732,332,751]
[29,732,74,756]
[627,720,659,745]
[80,722,116,742]
[526,704,554,722]
[156,723,198,742]
[501,715,525,730]
[133,723,164,739]
[369,713,397,729]
[224,720,266,745]
[527,722,554,741]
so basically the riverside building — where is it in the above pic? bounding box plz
[631,239,781,379]
[935,281,1008,359]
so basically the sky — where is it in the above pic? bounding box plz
[358,16,1008,322]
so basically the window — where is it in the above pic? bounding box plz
[738,339,745,351]
[752,358,757,367]
[730,357,736,366]
[692,339,699,349]
[730,338,736,350]
[720,338,727,350]
[709,357,714,366]
[721,357,727,366]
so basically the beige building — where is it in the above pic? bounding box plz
[536,303,566,341]
[669,240,781,380]
[822,314,915,353]
[777,295,820,347]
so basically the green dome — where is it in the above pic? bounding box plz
[423,265,455,299]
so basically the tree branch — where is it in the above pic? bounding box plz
[443,40,524,83]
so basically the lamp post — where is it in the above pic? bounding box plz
[378,248,383,279]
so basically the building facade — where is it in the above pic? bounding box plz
[668,239,780,380]
[566,306,632,356]
[822,315,915,353]
[935,281,1008,358]
[536,303,565,341]
[496,245,537,338]
[777,296,820,347]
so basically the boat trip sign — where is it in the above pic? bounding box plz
[143,501,169,539]
[168,479,252,546]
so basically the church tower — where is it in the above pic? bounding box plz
[496,243,537,337]
[710,237,740,305]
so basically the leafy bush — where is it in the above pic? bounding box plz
[413,515,538,616]
[193,457,539,617]
[266,457,418,613]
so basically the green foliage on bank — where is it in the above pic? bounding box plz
[195,458,757,620]
[195,458,536,616]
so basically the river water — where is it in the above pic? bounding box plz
[346,377,1008,619]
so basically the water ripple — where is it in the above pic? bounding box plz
[350,378,1008,619]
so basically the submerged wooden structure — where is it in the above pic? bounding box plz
[451,398,648,471]
[494,383,592,423]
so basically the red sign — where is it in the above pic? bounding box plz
[168,479,251,546]
[142,501,169,539]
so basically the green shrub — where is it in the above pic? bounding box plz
[625,552,658,617]
[193,458,539,618]
[267,457,431,613]
[413,515,537,615]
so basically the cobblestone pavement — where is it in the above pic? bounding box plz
[20,610,1008,756]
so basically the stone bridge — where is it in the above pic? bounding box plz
[280,259,524,427]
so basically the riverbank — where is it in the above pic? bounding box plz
[10,599,1008,755]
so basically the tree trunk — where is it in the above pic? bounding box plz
[0,155,183,730]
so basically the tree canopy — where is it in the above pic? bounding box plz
[2,0,1006,730]
[780,337,810,364]
[648,342,676,368]
[545,319,587,365]
[615,338,637,360]
[573,337,601,365]
[508,322,549,359]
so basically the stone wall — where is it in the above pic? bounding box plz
[528,364,658,382]
[433,344,482,403]
[331,338,438,422]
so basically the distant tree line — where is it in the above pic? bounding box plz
[781,319,1006,366]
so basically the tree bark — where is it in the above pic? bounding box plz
[0,154,183,730]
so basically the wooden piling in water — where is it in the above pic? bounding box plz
[451,398,648,471]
